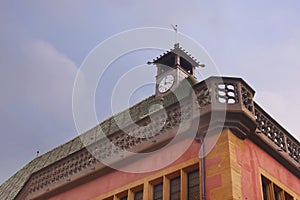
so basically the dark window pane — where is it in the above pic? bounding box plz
[188,170,200,200]
[262,182,268,200]
[170,176,180,200]
[134,190,143,200]
[274,190,280,200]
[261,176,268,200]
[153,183,163,200]
[285,192,293,200]
[274,185,281,200]
[120,196,127,200]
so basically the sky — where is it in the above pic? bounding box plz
[1,1,300,184]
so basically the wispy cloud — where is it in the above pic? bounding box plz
[218,27,300,140]
[0,11,78,183]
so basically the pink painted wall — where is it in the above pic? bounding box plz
[48,139,200,200]
[237,139,300,199]
[47,135,300,200]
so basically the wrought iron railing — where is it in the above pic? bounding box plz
[254,103,300,163]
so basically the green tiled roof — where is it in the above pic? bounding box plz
[0,137,83,200]
[0,72,197,200]
[0,93,180,200]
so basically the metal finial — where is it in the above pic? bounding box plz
[171,24,178,44]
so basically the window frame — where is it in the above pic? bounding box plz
[260,170,298,200]
[187,169,200,200]
[169,175,181,200]
[93,158,200,200]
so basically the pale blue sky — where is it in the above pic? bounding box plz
[1,1,300,184]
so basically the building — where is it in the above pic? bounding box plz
[0,44,299,200]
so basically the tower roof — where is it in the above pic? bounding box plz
[150,43,204,68]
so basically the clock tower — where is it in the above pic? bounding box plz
[148,43,204,98]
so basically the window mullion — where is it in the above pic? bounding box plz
[128,189,133,200]
[180,169,187,200]
[163,176,169,200]
[144,182,150,200]
[267,182,275,200]
[278,190,285,200]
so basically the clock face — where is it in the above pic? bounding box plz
[158,75,175,93]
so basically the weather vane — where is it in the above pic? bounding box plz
[171,24,178,44]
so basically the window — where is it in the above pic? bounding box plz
[188,170,200,200]
[262,178,268,200]
[170,176,180,200]
[261,175,295,200]
[153,182,163,200]
[134,190,143,200]
[284,193,293,200]
[94,159,200,200]
[119,196,127,200]
[274,184,284,200]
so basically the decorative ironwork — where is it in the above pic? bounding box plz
[255,109,286,151]
[255,105,300,163]
[287,138,300,162]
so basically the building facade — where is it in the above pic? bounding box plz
[0,44,299,200]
